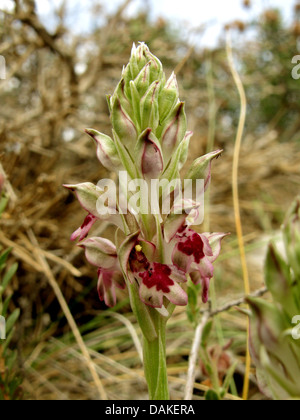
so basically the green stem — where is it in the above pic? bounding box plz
[143,311,169,400]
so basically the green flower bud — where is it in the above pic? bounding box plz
[134,128,164,180]
[111,78,133,118]
[85,129,122,172]
[140,81,160,131]
[121,64,133,99]
[133,62,152,98]
[111,97,138,149]
[158,72,179,122]
[63,183,101,218]
[129,43,148,80]
[107,43,188,167]
[159,102,187,164]
[184,149,223,195]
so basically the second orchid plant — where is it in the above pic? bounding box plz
[64,43,226,400]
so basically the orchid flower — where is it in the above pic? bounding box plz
[64,43,226,400]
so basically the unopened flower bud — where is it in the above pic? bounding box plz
[158,72,179,122]
[129,43,148,80]
[111,78,132,118]
[147,53,164,85]
[134,128,164,180]
[133,62,152,98]
[185,149,223,192]
[111,98,138,149]
[85,129,122,172]
[63,183,101,218]
[140,81,160,131]
[159,102,187,164]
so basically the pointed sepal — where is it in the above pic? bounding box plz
[185,149,223,191]
[85,128,122,172]
[79,237,117,269]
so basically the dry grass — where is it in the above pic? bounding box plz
[0,0,299,400]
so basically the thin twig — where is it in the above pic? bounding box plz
[226,30,251,401]
[184,312,209,400]
[183,286,267,400]
[209,287,268,317]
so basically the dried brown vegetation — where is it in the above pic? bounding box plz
[0,0,299,400]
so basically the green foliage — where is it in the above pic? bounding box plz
[247,196,300,400]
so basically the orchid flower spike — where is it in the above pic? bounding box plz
[64,42,226,315]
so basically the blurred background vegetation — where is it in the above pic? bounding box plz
[0,0,299,400]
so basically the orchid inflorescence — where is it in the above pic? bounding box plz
[64,43,226,399]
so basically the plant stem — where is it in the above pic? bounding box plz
[185,312,209,400]
[143,311,169,400]
[226,31,251,401]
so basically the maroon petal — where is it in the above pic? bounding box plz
[97,268,125,307]
[97,269,116,307]
[139,262,187,308]
[203,232,230,263]
[190,271,212,304]
[70,214,97,242]
[172,230,206,272]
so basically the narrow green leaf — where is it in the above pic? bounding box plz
[201,319,213,348]
[2,328,14,353]
[222,361,238,395]
[2,294,12,317]
[0,196,8,216]
[0,248,12,271]
[2,263,18,289]
[5,309,20,335]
